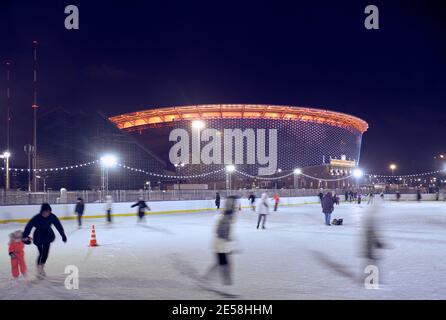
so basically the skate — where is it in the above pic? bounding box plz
[35,265,45,280]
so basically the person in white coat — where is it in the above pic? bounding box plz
[256,193,269,229]
[202,195,239,286]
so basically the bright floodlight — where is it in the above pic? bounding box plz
[294,168,302,175]
[100,155,118,167]
[226,164,236,172]
[192,120,205,130]
[1,151,11,158]
[389,164,397,170]
[353,168,363,178]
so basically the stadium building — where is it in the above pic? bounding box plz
[109,104,368,189]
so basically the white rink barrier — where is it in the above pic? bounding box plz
[0,196,319,224]
[1,194,443,224]
[382,193,444,201]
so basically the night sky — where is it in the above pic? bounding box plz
[0,0,445,174]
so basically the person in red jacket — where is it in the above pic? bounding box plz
[8,230,28,278]
[273,194,280,212]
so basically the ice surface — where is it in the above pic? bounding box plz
[1,201,446,300]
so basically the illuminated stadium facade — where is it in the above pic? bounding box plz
[109,104,368,189]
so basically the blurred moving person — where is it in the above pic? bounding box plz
[273,193,280,211]
[256,193,270,229]
[215,192,221,210]
[333,193,340,206]
[203,196,239,288]
[105,195,113,223]
[417,189,422,202]
[361,196,388,288]
[131,197,150,222]
[367,192,375,205]
[74,197,85,228]
[248,192,256,211]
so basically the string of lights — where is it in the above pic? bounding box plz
[117,164,226,179]
[234,170,296,181]
[0,160,99,173]
[365,168,446,179]
[234,169,354,182]
[1,159,445,180]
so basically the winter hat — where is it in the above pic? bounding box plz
[9,230,23,240]
[40,203,52,214]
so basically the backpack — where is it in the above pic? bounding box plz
[331,218,343,225]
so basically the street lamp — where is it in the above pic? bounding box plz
[0,151,11,191]
[100,154,118,197]
[293,168,302,189]
[225,165,236,192]
[353,168,364,178]
[389,164,397,175]
[353,168,363,189]
[174,162,185,197]
[36,175,48,192]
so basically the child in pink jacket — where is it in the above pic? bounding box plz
[8,230,29,278]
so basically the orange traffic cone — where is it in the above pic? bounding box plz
[89,225,98,247]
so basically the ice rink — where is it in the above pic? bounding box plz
[1,200,446,300]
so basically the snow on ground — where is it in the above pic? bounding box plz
[1,201,446,300]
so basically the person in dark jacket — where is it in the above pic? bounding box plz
[22,203,67,279]
[74,197,85,227]
[215,192,221,210]
[248,193,256,211]
[318,192,324,203]
[416,189,422,202]
[131,197,150,222]
[321,192,335,226]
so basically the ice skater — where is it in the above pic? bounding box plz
[367,192,375,204]
[333,193,340,205]
[215,192,221,210]
[131,197,151,222]
[321,191,334,226]
[74,197,85,227]
[273,193,280,211]
[8,230,30,279]
[105,195,113,223]
[248,192,256,211]
[361,196,389,287]
[202,195,239,289]
[256,193,270,229]
[22,203,67,279]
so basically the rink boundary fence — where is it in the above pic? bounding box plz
[0,201,321,224]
